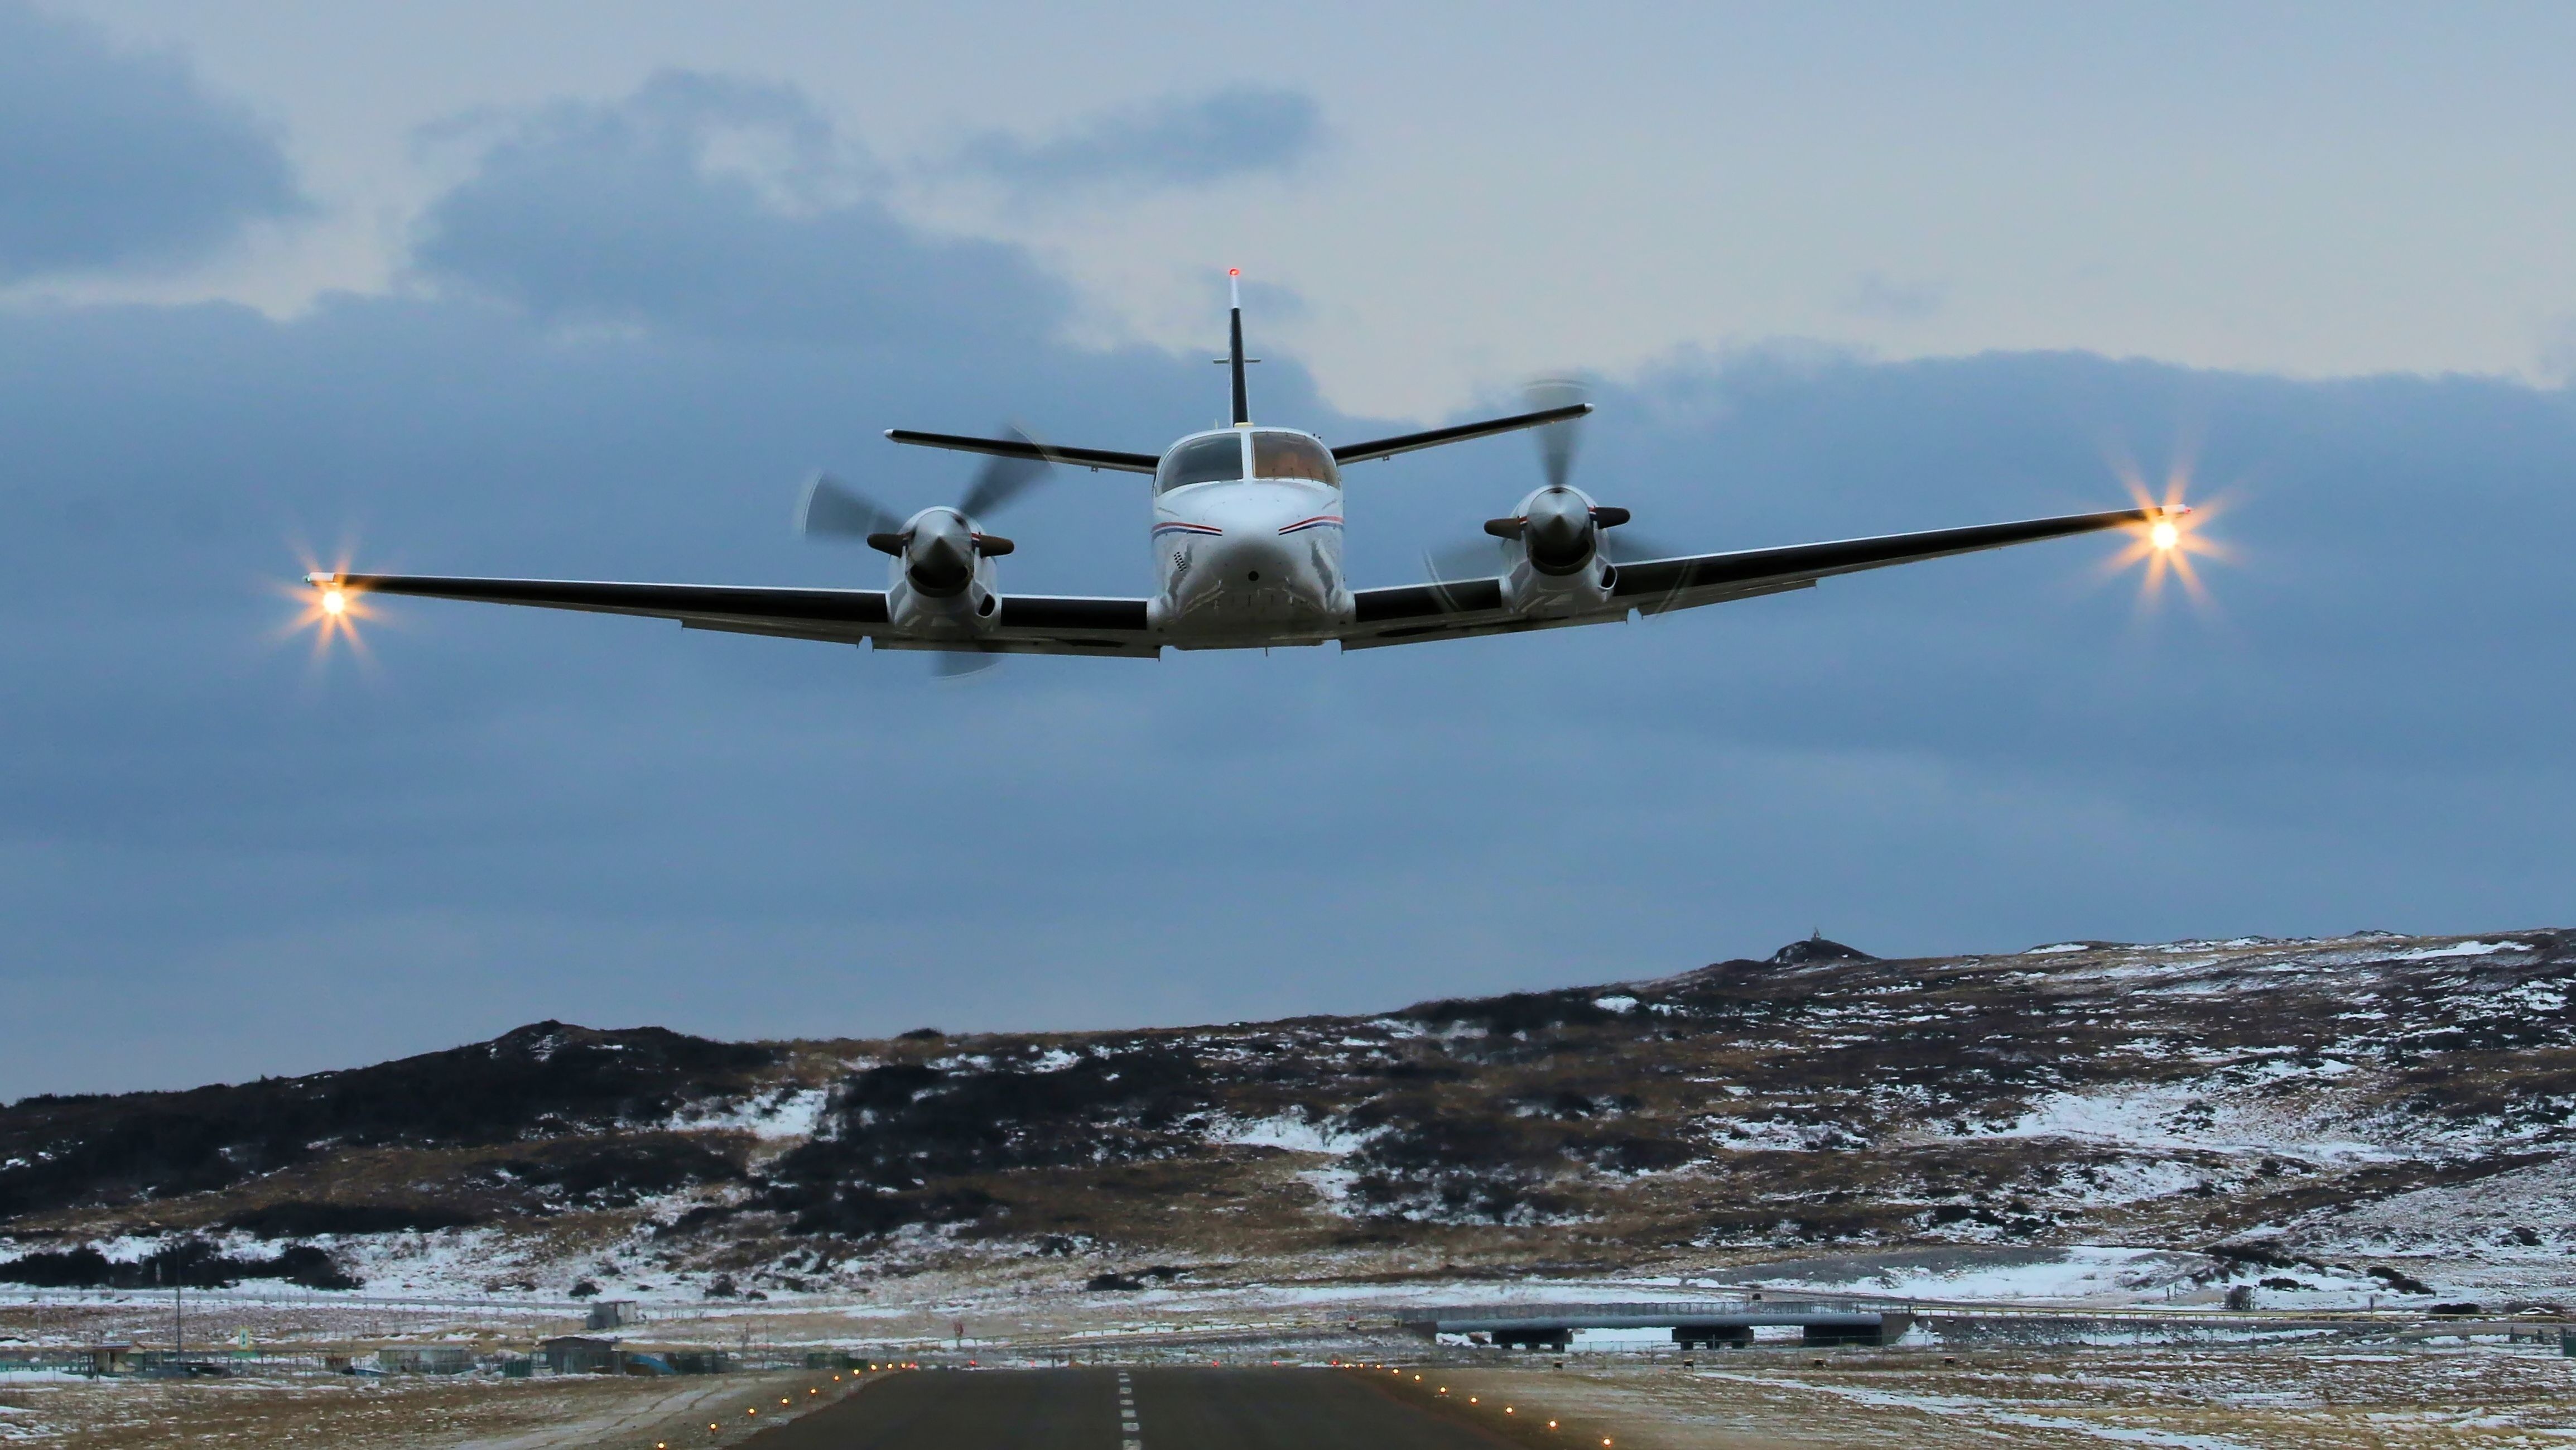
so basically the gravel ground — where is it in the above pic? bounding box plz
[1414,1344,2576,1449]
[0,1367,867,1450]
[8,1338,2572,1447]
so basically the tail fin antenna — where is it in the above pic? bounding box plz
[1227,267,1250,426]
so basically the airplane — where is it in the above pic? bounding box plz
[304,272,2188,666]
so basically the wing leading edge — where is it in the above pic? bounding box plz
[311,573,1158,658]
[1340,505,2173,650]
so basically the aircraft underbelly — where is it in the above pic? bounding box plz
[1163,592,1338,647]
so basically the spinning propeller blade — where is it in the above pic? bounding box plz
[957,428,1054,518]
[1602,529,1678,565]
[1527,378,1588,491]
[1422,540,1503,612]
[802,426,1056,542]
[931,649,1000,679]
[796,472,903,540]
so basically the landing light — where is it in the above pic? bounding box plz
[2106,455,2225,608]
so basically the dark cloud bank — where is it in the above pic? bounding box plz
[2,72,2570,1099]
[0,0,302,280]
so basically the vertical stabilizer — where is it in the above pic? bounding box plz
[1227,268,1250,426]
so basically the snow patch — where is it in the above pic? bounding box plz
[1721,1245,2210,1306]
[2391,940,2530,961]
[1980,1078,2397,1165]
[1696,1370,2259,1449]
[1208,1114,1379,1156]
[668,1086,830,1141]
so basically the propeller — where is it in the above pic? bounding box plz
[959,448,1049,520]
[931,649,999,680]
[1418,379,1673,602]
[1527,377,1586,491]
[797,425,1054,675]
[796,425,1053,548]
[796,473,903,542]
[1600,524,1678,565]
[1421,538,1505,612]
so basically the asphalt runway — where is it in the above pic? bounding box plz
[747,1366,1516,1449]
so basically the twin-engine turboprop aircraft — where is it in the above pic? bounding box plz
[305,273,2186,666]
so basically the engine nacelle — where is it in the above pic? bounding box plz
[871,506,1010,631]
[1487,485,1626,614]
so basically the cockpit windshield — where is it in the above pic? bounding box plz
[1157,433,1244,493]
[1251,430,1338,485]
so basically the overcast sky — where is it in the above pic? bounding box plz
[3,1,2571,1098]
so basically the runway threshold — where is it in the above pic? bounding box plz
[745,1366,1516,1449]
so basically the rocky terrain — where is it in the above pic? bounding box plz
[3,929,2570,1310]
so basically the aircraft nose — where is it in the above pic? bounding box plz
[1227,536,1292,580]
[906,510,976,596]
[1210,517,1309,584]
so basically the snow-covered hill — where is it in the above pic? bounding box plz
[4,930,2569,1312]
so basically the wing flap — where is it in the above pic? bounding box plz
[1341,578,1543,650]
[983,594,1159,657]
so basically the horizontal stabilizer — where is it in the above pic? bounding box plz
[885,429,1159,475]
[1332,402,1593,467]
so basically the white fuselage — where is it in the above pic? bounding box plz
[1147,426,1351,647]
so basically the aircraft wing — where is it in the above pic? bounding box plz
[1338,505,2165,650]
[315,574,1159,658]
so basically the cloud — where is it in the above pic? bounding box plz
[0,1,303,281]
[413,71,1063,345]
[1841,272,1947,321]
[2,71,2573,1101]
[2541,315,2576,387]
[956,87,1323,194]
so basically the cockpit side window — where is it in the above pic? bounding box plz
[1157,434,1245,493]
[1251,431,1338,485]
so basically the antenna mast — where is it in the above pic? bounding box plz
[1226,268,1250,427]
